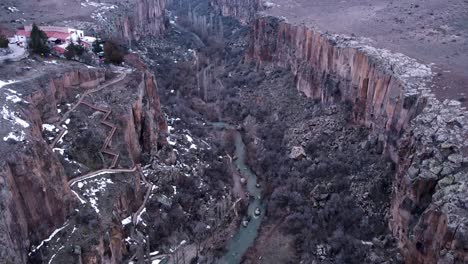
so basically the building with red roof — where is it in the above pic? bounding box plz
[52,45,66,55]
[14,25,86,46]
[13,25,95,58]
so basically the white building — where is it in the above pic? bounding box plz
[15,25,86,45]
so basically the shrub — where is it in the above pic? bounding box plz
[28,24,50,55]
[0,35,8,48]
[64,41,85,60]
[103,41,124,65]
[92,39,103,53]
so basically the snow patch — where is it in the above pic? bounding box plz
[121,216,132,225]
[57,130,68,144]
[3,131,25,142]
[29,222,69,255]
[53,148,65,155]
[48,245,65,264]
[90,197,100,213]
[76,177,115,214]
[136,208,147,223]
[71,190,86,204]
[167,137,177,146]
[1,106,29,128]
[42,124,56,132]
[7,6,19,12]
[5,94,23,103]
[0,80,17,88]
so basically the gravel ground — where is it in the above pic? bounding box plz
[263,0,468,105]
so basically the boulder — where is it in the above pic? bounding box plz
[289,146,306,160]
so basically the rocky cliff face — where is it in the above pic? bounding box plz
[246,17,431,144]
[0,62,168,263]
[210,2,468,263]
[209,0,260,24]
[0,68,105,263]
[115,0,167,44]
[135,70,168,155]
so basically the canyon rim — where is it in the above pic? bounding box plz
[0,0,467,263]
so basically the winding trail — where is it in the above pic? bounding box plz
[52,71,155,253]
[49,72,127,164]
[132,169,154,226]
[68,167,137,186]
[69,163,156,263]
[79,101,120,168]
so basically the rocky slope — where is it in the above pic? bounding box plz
[209,1,468,263]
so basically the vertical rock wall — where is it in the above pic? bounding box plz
[209,0,261,24]
[0,68,106,263]
[115,0,167,44]
[128,70,168,161]
[209,2,468,263]
[0,66,168,263]
[246,17,437,144]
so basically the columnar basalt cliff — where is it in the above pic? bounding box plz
[211,2,468,263]
[116,0,167,43]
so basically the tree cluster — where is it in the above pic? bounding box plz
[64,40,85,60]
[103,41,124,65]
[28,24,49,55]
[249,115,395,263]
[0,35,8,48]
[92,39,103,53]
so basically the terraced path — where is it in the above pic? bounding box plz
[46,71,158,262]
[50,72,126,169]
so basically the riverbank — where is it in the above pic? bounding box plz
[211,123,266,264]
[142,1,402,262]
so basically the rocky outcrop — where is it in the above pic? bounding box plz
[210,0,261,24]
[391,99,468,263]
[115,0,167,44]
[247,16,468,264]
[0,67,106,263]
[209,2,468,263]
[0,63,168,263]
[0,141,71,264]
[33,69,106,123]
[126,70,168,162]
[246,16,432,140]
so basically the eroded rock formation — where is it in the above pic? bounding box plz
[209,0,261,24]
[211,1,468,263]
[115,0,167,44]
[0,63,168,263]
[0,68,105,263]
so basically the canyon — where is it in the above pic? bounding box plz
[211,0,468,262]
[0,0,467,263]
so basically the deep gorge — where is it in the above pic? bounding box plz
[159,0,468,262]
[0,0,466,263]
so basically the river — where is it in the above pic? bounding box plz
[211,122,265,264]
